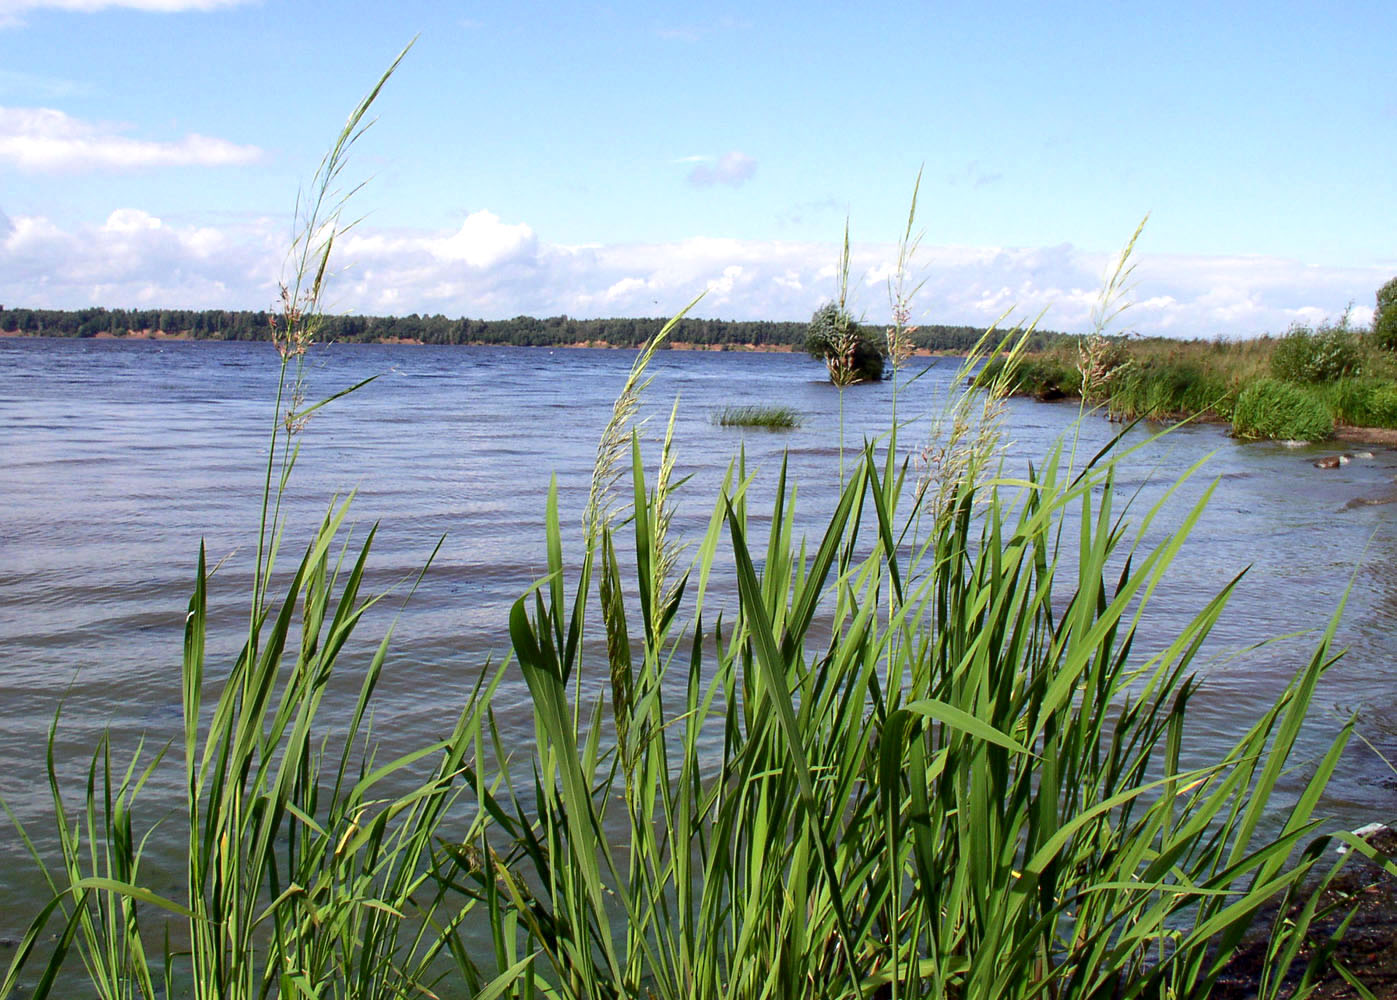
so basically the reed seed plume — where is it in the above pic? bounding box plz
[584,298,698,544]
[824,220,865,389]
[273,41,414,438]
[886,166,926,379]
[1078,214,1148,404]
[916,314,1029,522]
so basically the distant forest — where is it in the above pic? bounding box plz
[0,306,1068,354]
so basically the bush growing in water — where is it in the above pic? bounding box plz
[805,302,885,384]
[1270,321,1363,383]
[1231,377,1334,440]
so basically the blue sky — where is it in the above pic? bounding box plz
[1,0,1393,337]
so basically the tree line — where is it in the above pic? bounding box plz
[0,305,1068,353]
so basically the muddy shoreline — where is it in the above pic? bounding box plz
[1215,828,1397,999]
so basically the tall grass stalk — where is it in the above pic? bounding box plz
[914,315,1032,527]
[886,167,927,426]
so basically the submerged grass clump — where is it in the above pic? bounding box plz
[715,404,802,429]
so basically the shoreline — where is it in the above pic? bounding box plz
[0,328,961,357]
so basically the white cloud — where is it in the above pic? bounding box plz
[429,211,536,269]
[2,207,1390,340]
[706,264,744,299]
[0,106,261,171]
[103,207,162,233]
[686,151,757,188]
[0,0,248,26]
[1,207,278,307]
[604,276,649,302]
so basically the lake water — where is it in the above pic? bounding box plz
[2,336,1396,945]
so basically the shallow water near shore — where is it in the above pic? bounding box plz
[2,336,1396,945]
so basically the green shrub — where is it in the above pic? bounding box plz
[1270,323,1363,383]
[1232,378,1334,440]
[1321,377,1397,428]
[1374,277,1397,352]
[1369,384,1397,427]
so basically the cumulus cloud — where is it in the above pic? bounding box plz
[0,0,248,26]
[2,206,1388,339]
[430,211,536,268]
[686,151,757,188]
[1,207,277,307]
[0,106,261,171]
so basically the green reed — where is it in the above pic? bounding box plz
[432,325,1362,999]
[2,57,1387,1000]
[3,45,521,1000]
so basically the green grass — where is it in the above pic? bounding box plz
[2,66,1390,1000]
[1107,358,1237,422]
[1320,377,1397,429]
[1231,378,1335,441]
[442,343,1362,999]
[716,404,802,429]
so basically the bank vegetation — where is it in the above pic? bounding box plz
[986,284,1397,442]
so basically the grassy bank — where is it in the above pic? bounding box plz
[987,314,1397,441]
